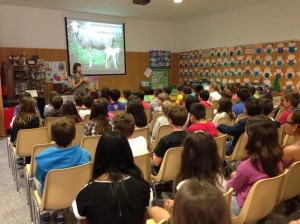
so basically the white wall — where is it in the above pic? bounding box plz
[0,5,175,52]
[174,0,300,52]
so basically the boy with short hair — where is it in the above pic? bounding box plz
[150,88,163,112]
[187,103,218,137]
[114,112,148,157]
[45,95,63,118]
[135,90,150,109]
[79,95,94,118]
[108,88,125,111]
[199,90,213,108]
[35,118,91,223]
[278,92,300,125]
[232,88,251,116]
[152,92,172,116]
[153,105,188,173]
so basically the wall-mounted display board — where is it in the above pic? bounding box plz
[149,50,171,69]
[179,41,300,91]
[150,69,169,89]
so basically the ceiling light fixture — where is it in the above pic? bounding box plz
[174,0,182,3]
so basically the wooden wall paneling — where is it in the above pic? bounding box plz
[170,53,180,85]
[0,77,5,136]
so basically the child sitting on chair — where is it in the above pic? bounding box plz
[35,118,91,224]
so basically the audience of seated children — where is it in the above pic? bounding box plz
[227,115,283,216]
[61,101,83,123]
[218,97,263,155]
[187,103,218,137]
[199,90,213,108]
[72,131,151,224]
[114,112,148,157]
[11,97,41,165]
[175,84,184,105]
[84,98,114,136]
[150,87,163,113]
[221,89,233,100]
[127,99,148,128]
[13,92,32,116]
[134,90,150,109]
[74,93,84,109]
[44,91,59,117]
[277,91,300,125]
[212,97,235,125]
[108,88,125,111]
[223,83,237,99]
[79,95,94,118]
[152,105,188,173]
[35,118,91,224]
[163,87,172,95]
[209,82,222,102]
[149,180,230,224]
[152,92,171,116]
[261,98,274,119]
[182,94,199,129]
[151,100,172,142]
[194,85,204,100]
[232,87,251,116]
[44,95,63,118]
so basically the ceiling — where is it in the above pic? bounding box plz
[0,0,271,23]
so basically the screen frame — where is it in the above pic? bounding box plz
[65,17,126,76]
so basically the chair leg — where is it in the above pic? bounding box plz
[151,180,159,206]
[6,139,11,168]
[25,172,34,221]
[172,180,177,198]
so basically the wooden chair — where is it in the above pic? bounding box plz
[12,127,50,191]
[134,153,151,182]
[151,147,183,204]
[132,127,150,149]
[225,133,248,173]
[277,125,285,146]
[144,107,151,123]
[146,219,167,224]
[231,171,287,224]
[25,142,56,221]
[80,135,101,162]
[215,134,227,161]
[205,107,214,120]
[211,100,220,110]
[217,116,234,136]
[32,162,92,224]
[235,113,247,123]
[277,161,300,204]
[231,99,237,105]
[282,134,295,147]
[44,117,61,141]
[149,112,164,134]
[150,125,173,151]
[223,187,233,210]
[110,110,126,116]
[83,114,90,123]
[72,122,85,145]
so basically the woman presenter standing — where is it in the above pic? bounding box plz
[72,63,88,95]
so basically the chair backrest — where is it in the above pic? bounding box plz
[132,127,150,149]
[223,187,233,210]
[278,161,300,202]
[282,134,295,147]
[16,127,50,157]
[42,162,92,210]
[231,98,237,105]
[152,125,173,151]
[235,113,247,123]
[30,142,56,177]
[225,133,248,162]
[217,117,234,135]
[110,110,126,116]
[275,107,285,121]
[44,117,61,141]
[72,122,85,145]
[205,107,214,120]
[149,112,164,134]
[146,219,167,224]
[215,134,227,161]
[277,125,285,146]
[231,171,287,224]
[153,147,183,182]
[80,135,101,162]
[211,100,220,110]
[144,107,151,123]
[83,114,90,123]
[134,153,151,183]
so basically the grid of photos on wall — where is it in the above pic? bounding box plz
[179,41,300,91]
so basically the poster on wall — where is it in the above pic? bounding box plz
[149,50,171,69]
[150,69,169,89]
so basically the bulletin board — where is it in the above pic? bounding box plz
[150,69,169,89]
[179,41,300,92]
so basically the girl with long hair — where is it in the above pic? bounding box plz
[127,99,148,128]
[212,97,235,125]
[61,100,83,123]
[84,98,114,136]
[72,131,151,224]
[227,115,283,216]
